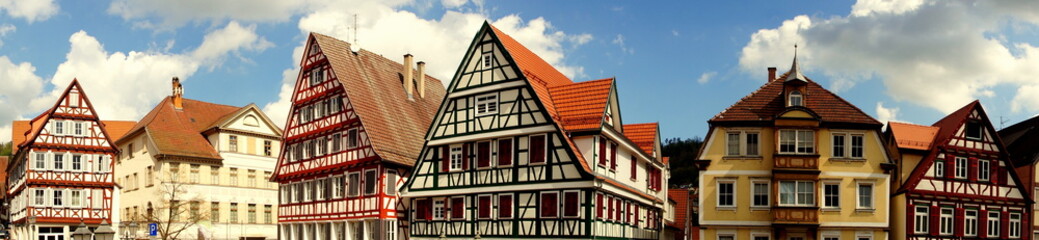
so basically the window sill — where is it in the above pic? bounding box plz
[855,208,876,212]
[716,207,736,211]
[821,207,841,212]
[722,156,763,160]
[750,207,770,211]
[829,157,866,162]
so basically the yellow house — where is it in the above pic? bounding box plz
[696,57,893,240]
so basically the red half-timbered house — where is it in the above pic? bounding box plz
[270,33,445,240]
[7,80,135,240]
[887,100,1032,240]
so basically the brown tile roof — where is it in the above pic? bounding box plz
[118,97,241,160]
[709,71,880,126]
[311,33,447,166]
[12,120,135,153]
[667,189,692,230]
[550,78,613,131]
[888,122,939,151]
[623,123,659,155]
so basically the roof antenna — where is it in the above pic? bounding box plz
[349,14,360,52]
[1000,116,1009,130]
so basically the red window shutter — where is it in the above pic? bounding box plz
[477,142,490,168]
[530,135,546,163]
[992,161,1001,185]
[955,207,965,236]
[969,157,979,181]
[441,146,449,172]
[630,155,637,179]
[462,143,470,170]
[478,196,491,219]
[498,139,512,166]
[1001,210,1009,239]
[608,197,614,220]
[610,143,618,170]
[626,202,632,223]
[451,197,464,219]
[563,192,578,217]
[616,199,622,221]
[596,194,604,219]
[906,203,914,233]
[541,193,558,218]
[930,205,940,235]
[946,156,955,179]
[599,138,607,166]
[634,205,640,227]
[416,199,429,220]
[499,195,513,218]
[979,209,988,236]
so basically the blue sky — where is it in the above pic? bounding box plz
[2,0,1039,143]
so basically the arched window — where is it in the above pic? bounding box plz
[244,115,259,127]
[789,91,803,107]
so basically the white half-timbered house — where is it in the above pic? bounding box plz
[270,33,446,240]
[400,22,669,240]
[7,80,134,240]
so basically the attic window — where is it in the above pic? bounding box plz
[966,120,982,140]
[69,91,80,108]
[482,53,493,69]
[475,94,498,116]
[310,67,325,86]
[788,91,803,107]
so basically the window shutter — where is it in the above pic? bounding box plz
[451,198,464,219]
[596,194,603,219]
[906,203,915,232]
[608,197,614,220]
[634,205,640,227]
[991,161,1000,185]
[945,156,954,179]
[499,195,512,218]
[969,157,978,181]
[530,135,545,163]
[630,156,637,179]
[610,143,617,170]
[979,209,988,236]
[1001,210,1009,239]
[599,138,607,165]
[930,205,940,235]
[462,143,470,170]
[477,142,490,168]
[497,139,512,166]
[441,146,449,172]
[478,196,491,218]
[955,207,965,236]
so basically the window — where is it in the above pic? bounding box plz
[779,130,814,154]
[229,168,238,186]
[451,197,465,219]
[447,146,464,171]
[348,172,360,197]
[541,192,558,218]
[563,191,579,217]
[851,135,864,158]
[332,176,344,198]
[717,180,735,207]
[229,135,238,152]
[34,189,45,206]
[726,131,760,156]
[190,164,200,183]
[832,134,845,157]
[248,169,256,188]
[789,91,803,106]
[69,91,80,107]
[34,152,45,170]
[347,129,358,148]
[211,166,220,185]
[55,121,64,135]
[74,122,84,136]
[331,134,342,153]
[832,133,865,158]
[364,170,377,195]
[248,204,257,223]
[385,221,397,240]
[70,190,82,207]
[499,194,513,219]
[823,182,840,208]
[386,170,397,195]
[988,211,1000,238]
[53,189,64,206]
[779,181,815,206]
[316,179,326,200]
[264,140,273,156]
[230,203,239,223]
[211,202,220,223]
[477,141,491,168]
[530,135,546,164]
[72,155,82,171]
[310,67,325,86]
[955,157,967,179]
[934,161,944,178]
[1011,212,1022,238]
[482,53,493,68]
[100,155,110,172]
[966,120,983,139]
[965,209,978,237]
[475,94,498,116]
[478,195,492,219]
[752,181,769,207]
[939,207,953,235]
[54,154,64,170]
[857,183,873,209]
[979,159,990,181]
[914,206,929,233]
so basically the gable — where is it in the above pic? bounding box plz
[18,80,123,154]
[448,30,523,91]
[219,106,282,137]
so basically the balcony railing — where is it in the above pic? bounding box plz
[772,206,819,225]
[773,154,820,171]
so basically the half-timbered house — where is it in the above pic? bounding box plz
[400,22,669,239]
[113,77,283,240]
[887,101,1032,240]
[270,33,446,240]
[7,80,135,240]
[696,57,892,240]
[1000,114,1039,240]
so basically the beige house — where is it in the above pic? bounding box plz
[114,78,282,240]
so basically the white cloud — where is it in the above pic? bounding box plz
[697,71,716,84]
[0,24,14,47]
[441,0,467,8]
[0,0,59,23]
[875,102,900,127]
[1,22,271,143]
[739,0,1039,114]
[612,34,634,55]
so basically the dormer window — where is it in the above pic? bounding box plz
[788,91,803,107]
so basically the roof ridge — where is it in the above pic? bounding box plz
[712,79,779,121]
[803,78,880,125]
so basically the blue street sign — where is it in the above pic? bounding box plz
[149,223,158,236]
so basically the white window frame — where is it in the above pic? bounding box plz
[363,169,378,196]
[1011,212,1022,238]
[449,146,463,171]
[856,182,874,210]
[779,180,815,206]
[822,181,840,209]
[979,159,991,181]
[939,207,954,235]
[955,157,968,179]
[475,93,498,116]
[935,161,945,177]
[482,53,493,69]
[988,211,1001,238]
[789,91,803,106]
[779,129,815,154]
[751,180,770,208]
[726,131,760,157]
[965,209,978,237]
[831,132,865,159]
[914,206,929,234]
[34,189,46,206]
[717,179,736,208]
[433,199,446,220]
[310,67,325,86]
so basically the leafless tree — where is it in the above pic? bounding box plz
[142,175,208,240]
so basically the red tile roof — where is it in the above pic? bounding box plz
[888,122,939,151]
[118,97,241,160]
[13,120,135,153]
[489,24,574,119]
[710,71,880,126]
[0,156,7,198]
[310,33,447,166]
[624,123,659,155]
[550,78,613,131]
[668,189,692,231]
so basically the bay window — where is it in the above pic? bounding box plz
[779,130,814,154]
[779,181,814,206]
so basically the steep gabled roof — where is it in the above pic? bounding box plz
[667,189,692,230]
[999,114,1039,167]
[887,122,939,151]
[489,24,573,119]
[12,120,135,153]
[550,78,613,131]
[14,79,129,154]
[624,123,659,155]
[709,71,880,126]
[311,33,447,166]
[118,97,241,160]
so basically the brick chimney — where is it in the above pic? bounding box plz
[417,61,426,98]
[172,77,184,110]
[403,54,414,99]
[767,67,777,82]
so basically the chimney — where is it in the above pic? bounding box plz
[172,77,184,110]
[767,67,777,82]
[403,54,414,99]
[417,61,426,98]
